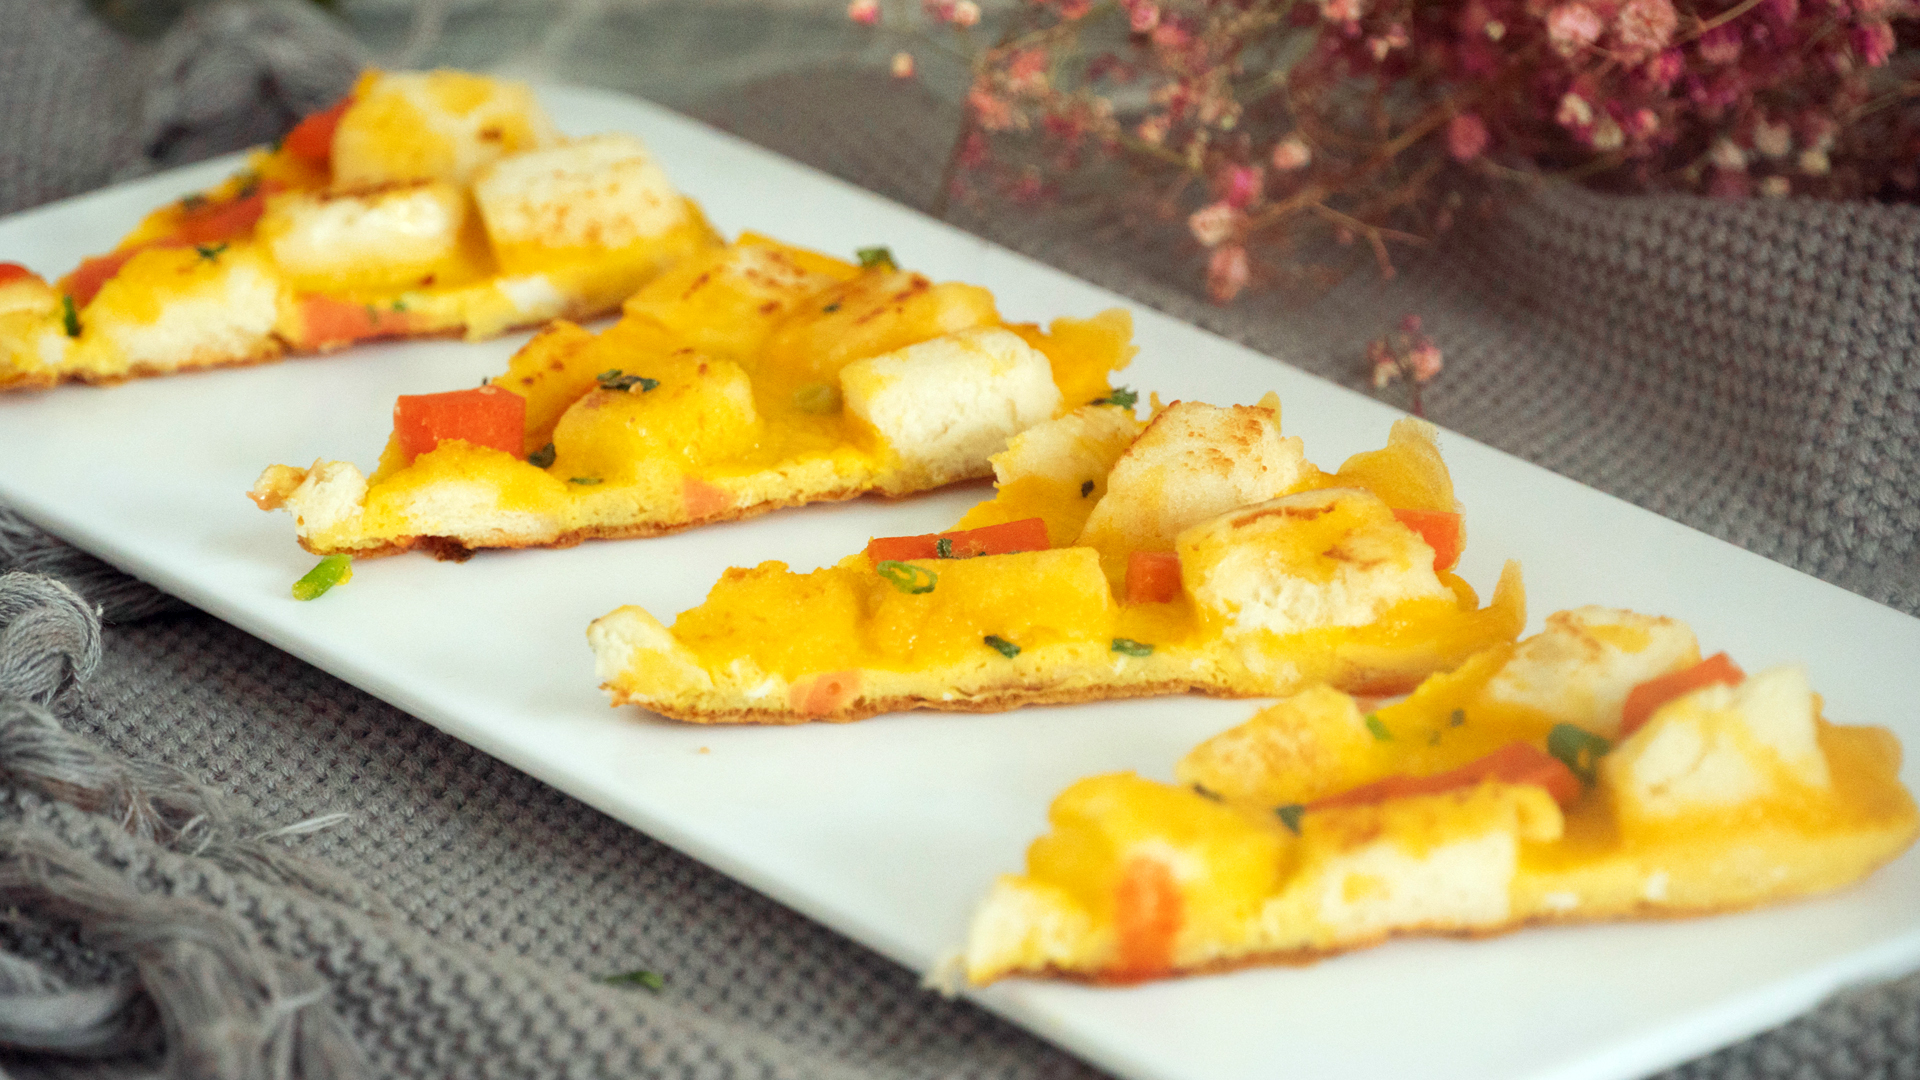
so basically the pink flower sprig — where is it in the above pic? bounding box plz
[1367,315,1445,416]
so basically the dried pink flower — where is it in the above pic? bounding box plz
[1127,0,1161,33]
[1447,113,1491,161]
[1136,115,1171,145]
[846,0,879,25]
[1613,0,1678,60]
[892,51,917,78]
[1223,165,1264,208]
[1054,0,1092,18]
[1556,92,1595,128]
[1697,25,1742,65]
[1852,21,1896,66]
[1189,201,1239,246]
[1546,3,1606,56]
[1271,135,1312,171]
[949,0,981,28]
[1321,0,1364,24]
[1007,49,1049,93]
[1207,244,1251,304]
[1407,341,1443,382]
[969,86,1015,131]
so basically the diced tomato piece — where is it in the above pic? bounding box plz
[1124,550,1183,604]
[865,517,1050,563]
[1619,652,1745,737]
[392,385,527,462]
[683,477,733,519]
[297,295,418,350]
[791,670,863,719]
[1113,854,1182,980]
[1310,742,1583,811]
[173,190,272,245]
[0,263,35,286]
[1392,507,1464,573]
[283,96,353,167]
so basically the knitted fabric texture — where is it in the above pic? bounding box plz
[1,3,1917,1079]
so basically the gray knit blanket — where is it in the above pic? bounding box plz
[0,2,1916,1078]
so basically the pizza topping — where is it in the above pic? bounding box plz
[1123,550,1181,604]
[596,369,659,393]
[291,554,352,600]
[1620,652,1745,736]
[792,382,842,413]
[1111,638,1154,656]
[1391,507,1463,572]
[1091,386,1139,409]
[875,560,938,594]
[0,263,34,286]
[283,95,353,167]
[855,245,897,270]
[392,385,527,462]
[865,518,1050,563]
[984,635,1021,658]
[1546,723,1612,785]
[1365,713,1393,740]
[527,442,556,468]
[60,295,80,338]
[1308,741,1584,811]
[1113,855,1181,980]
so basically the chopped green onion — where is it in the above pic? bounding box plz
[1547,724,1612,786]
[596,369,658,393]
[179,192,208,211]
[390,298,408,312]
[876,560,937,594]
[1190,784,1222,802]
[568,477,602,486]
[822,302,842,313]
[600,969,665,992]
[1080,480,1095,497]
[856,245,897,270]
[60,295,79,338]
[292,554,352,600]
[1365,713,1392,741]
[1275,804,1304,834]
[984,634,1021,658]
[527,443,556,468]
[936,537,954,559]
[793,382,841,413]
[1111,638,1154,657]
[1091,386,1138,409]
[1449,708,1466,727]
[194,242,228,261]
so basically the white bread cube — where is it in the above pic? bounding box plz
[70,245,281,379]
[258,180,469,291]
[1484,607,1701,737]
[473,134,688,269]
[1604,664,1830,824]
[841,326,1062,489]
[1076,400,1308,572]
[0,275,70,387]
[963,877,1102,985]
[330,69,557,188]
[1175,684,1379,806]
[589,606,717,702]
[1177,487,1447,636]
[989,403,1145,488]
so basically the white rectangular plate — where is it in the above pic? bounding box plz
[3,86,1917,1080]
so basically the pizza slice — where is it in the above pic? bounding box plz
[249,234,1137,559]
[588,398,1526,723]
[0,68,717,391]
[959,607,1919,983]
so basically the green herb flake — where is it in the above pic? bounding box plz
[875,560,937,594]
[1080,480,1095,497]
[1111,638,1154,657]
[1547,723,1612,786]
[179,192,208,211]
[194,242,228,261]
[1365,713,1393,741]
[984,634,1021,658]
[1449,708,1466,727]
[60,295,80,338]
[1091,386,1139,409]
[235,176,260,200]
[936,537,954,559]
[292,554,352,601]
[390,298,408,312]
[1190,784,1221,802]
[822,302,841,313]
[600,969,666,992]
[569,477,603,486]
[596,369,658,393]
[527,443,556,469]
[1275,804,1305,834]
[793,382,842,414]
[855,245,897,270]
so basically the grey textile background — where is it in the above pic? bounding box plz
[1,1,1918,1078]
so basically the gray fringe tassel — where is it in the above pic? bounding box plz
[0,557,371,1076]
[0,511,183,626]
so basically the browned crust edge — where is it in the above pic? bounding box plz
[300,482,876,562]
[987,891,1881,987]
[616,679,1286,727]
[12,299,616,394]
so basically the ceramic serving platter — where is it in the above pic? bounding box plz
[1,86,1916,1080]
